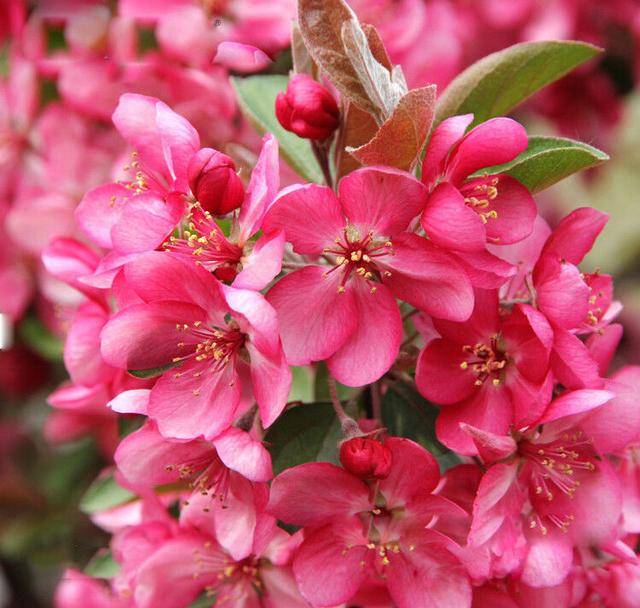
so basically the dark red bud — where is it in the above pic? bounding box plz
[188,148,244,215]
[340,437,392,480]
[275,74,339,141]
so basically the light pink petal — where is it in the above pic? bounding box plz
[338,166,428,236]
[238,134,280,243]
[536,388,614,425]
[422,114,474,188]
[214,41,273,73]
[415,339,478,405]
[75,184,129,249]
[479,175,537,245]
[54,568,122,608]
[520,530,573,588]
[149,360,241,440]
[232,230,284,291]
[292,522,371,607]
[111,192,186,254]
[551,328,603,390]
[586,323,623,376]
[446,118,528,184]
[268,462,370,527]
[421,182,486,252]
[380,233,474,321]
[155,100,200,191]
[436,384,512,455]
[541,207,609,265]
[115,420,213,487]
[100,301,205,370]
[263,183,344,255]
[108,389,150,415]
[328,280,401,387]
[213,427,272,482]
[266,266,358,365]
[379,437,440,504]
[260,565,310,608]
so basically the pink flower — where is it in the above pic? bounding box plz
[55,569,131,608]
[263,166,474,386]
[165,133,284,290]
[100,251,291,440]
[268,437,472,608]
[275,74,340,141]
[416,288,554,454]
[421,115,536,254]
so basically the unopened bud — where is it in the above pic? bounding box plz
[275,74,339,141]
[340,437,392,480]
[188,148,244,215]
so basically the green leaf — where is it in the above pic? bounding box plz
[436,40,601,127]
[188,594,215,608]
[480,136,609,192]
[265,402,342,475]
[382,382,460,470]
[84,550,121,579]
[128,361,181,378]
[18,317,63,362]
[80,473,136,514]
[231,75,324,183]
[289,365,315,403]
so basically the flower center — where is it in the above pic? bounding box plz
[322,225,393,294]
[459,337,507,386]
[461,176,500,224]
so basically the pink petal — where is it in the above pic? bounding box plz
[232,230,284,291]
[268,462,370,527]
[586,323,623,376]
[380,233,474,321]
[453,249,516,289]
[421,183,486,252]
[379,437,440,503]
[446,118,528,184]
[506,369,553,430]
[238,134,280,244]
[292,522,371,606]
[421,114,474,188]
[338,166,428,237]
[149,360,241,440]
[536,388,614,425]
[100,301,205,370]
[416,339,478,405]
[111,192,186,254]
[263,183,345,255]
[213,427,272,482]
[460,425,517,464]
[327,280,401,387]
[434,288,500,345]
[436,384,513,455]
[541,207,609,265]
[214,41,273,73]
[551,328,603,390]
[520,529,573,588]
[75,183,130,249]
[266,266,358,365]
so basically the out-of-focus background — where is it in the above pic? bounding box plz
[0,1,639,605]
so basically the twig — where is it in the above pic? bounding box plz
[327,375,361,437]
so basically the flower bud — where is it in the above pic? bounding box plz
[339,437,392,480]
[275,74,339,141]
[188,148,244,215]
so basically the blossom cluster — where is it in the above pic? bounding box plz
[0,1,639,607]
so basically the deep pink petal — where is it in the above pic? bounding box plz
[453,249,516,289]
[416,339,478,405]
[213,427,272,482]
[436,384,512,455]
[460,425,517,464]
[327,280,401,386]
[268,462,370,527]
[434,288,499,345]
[266,266,357,365]
[263,183,344,255]
[536,388,614,425]
[421,114,474,188]
[338,166,428,237]
[551,328,603,390]
[149,359,241,440]
[586,323,623,376]
[506,368,553,430]
[446,118,528,184]
[381,233,474,321]
[421,182,486,252]
[541,207,609,265]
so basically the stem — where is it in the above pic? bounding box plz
[327,375,361,437]
[370,382,382,422]
[402,308,418,322]
[312,140,333,189]
[401,330,419,349]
